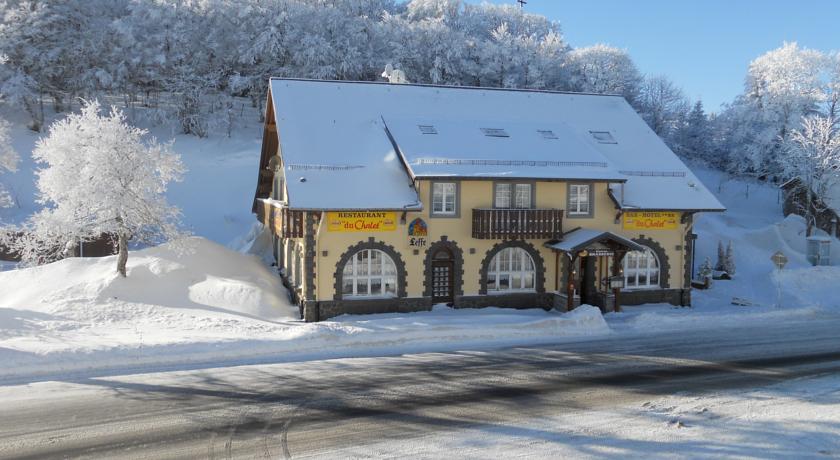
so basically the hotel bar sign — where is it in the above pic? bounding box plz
[622,211,678,230]
[327,211,397,232]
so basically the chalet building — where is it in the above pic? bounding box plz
[252,79,725,322]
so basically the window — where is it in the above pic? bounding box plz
[418,125,437,134]
[568,183,591,216]
[623,248,660,289]
[480,128,510,137]
[537,129,558,139]
[342,249,398,298]
[590,131,617,144]
[487,247,536,292]
[495,183,511,208]
[514,184,532,209]
[431,182,458,216]
[495,183,532,209]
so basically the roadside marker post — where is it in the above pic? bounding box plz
[770,251,788,308]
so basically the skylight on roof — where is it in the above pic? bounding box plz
[537,129,558,139]
[590,131,617,144]
[418,125,437,135]
[480,128,510,138]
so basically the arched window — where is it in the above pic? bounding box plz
[487,247,536,292]
[623,248,660,289]
[341,249,397,297]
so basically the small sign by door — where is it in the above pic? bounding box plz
[408,218,428,248]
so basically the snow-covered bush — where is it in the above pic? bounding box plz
[698,257,714,284]
[11,100,187,275]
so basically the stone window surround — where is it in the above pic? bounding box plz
[628,236,670,289]
[333,238,408,301]
[478,240,546,295]
[422,237,465,298]
[623,246,661,290]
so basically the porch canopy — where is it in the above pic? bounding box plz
[546,228,644,255]
[545,228,645,313]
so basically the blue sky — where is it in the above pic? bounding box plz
[470,0,840,112]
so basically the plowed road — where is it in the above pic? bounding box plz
[2,318,839,459]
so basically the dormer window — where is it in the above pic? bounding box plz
[590,131,617,144]
[480,128,509,138]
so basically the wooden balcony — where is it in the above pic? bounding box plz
[256,200,305,238]
[472,208,564,240]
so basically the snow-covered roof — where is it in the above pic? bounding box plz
[546,228,644,253]
[383,117,625,181]
[268,78,724,211]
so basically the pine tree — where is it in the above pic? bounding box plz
[680,100,710,161]
[724,241,736,276]
[715,240,726,271]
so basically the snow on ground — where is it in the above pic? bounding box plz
[602,164,840,335]
[346,372,840,459]
[0,236,611,382]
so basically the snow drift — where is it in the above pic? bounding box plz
[0,239,611,382]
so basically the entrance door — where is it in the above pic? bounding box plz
[580,256,598,306]
[431,248,454,304]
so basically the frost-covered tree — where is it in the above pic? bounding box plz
[566,44,642,103]
[14,101,186,275]
[638,75,690,145]
[783,113,840,236]
[0,117,18,210]
[718,43,828,177]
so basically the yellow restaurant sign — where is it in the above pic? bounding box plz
[622,211,678,230]
[327,211,397,232]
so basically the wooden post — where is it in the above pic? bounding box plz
[612,250,624,313]
[567,254,577,311]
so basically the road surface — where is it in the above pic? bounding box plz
[1,317,839,459]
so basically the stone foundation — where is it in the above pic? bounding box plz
[301,288,691,322]
[620,288,689,307]
[313,297,434,321]
[454,293,553,310]
[551,293,580,312]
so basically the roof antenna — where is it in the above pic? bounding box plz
[381,63,410,84]
[517,0,527,8]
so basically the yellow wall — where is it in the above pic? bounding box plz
[311,179,690,301]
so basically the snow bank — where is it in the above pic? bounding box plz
[0,242,610,382]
